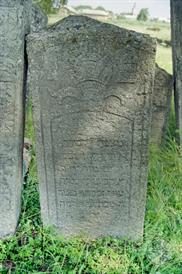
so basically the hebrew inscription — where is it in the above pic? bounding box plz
[27,16,156,239]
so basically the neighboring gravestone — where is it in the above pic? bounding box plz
[31,3,48,32]
[0,0,32,238]
[151,64,173,145]
[27,16,156,239]
[171,0,182,146]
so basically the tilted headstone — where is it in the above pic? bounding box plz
[31,3,48,32]
[27,16,156,239]
[171,0,182,146]
[0,0,32,238]
[151,64,173,145]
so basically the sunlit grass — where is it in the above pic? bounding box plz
[156,45,172,74]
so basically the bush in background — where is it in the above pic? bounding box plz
[137,8,149,21]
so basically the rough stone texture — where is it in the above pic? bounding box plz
[0,0,32,238]
[151,64,173,145]
[0,0,27,6]
[27,16,156,239]
[31,3,48,32]
[171,0,182,146]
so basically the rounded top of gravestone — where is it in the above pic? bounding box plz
[50,15,101,31]
[29,15,156,53]
[50,15,153,41]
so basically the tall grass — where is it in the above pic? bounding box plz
[0,100,181,273]
[0,140,181,273]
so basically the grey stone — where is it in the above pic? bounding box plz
[0,0,32,33]
[151,64,173,145]
[171,0,182,146]
[50,14,101,31]
[27,16,156,239]
[31,3,48,32]
[0,0,32,238]
[0,0,28,6]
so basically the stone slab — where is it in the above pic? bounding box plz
[0,1,31,238]
[171,0,182,146]
[27,16,156,239]
[151,64,173,145]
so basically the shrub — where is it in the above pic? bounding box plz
[137,8,149,21]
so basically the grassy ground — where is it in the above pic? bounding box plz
[109,18,170,42]
[156,45,172,74]
[0,121,182,273]
[0,17,182,274]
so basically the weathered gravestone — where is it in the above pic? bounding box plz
[151,64,173,145]
[27,16,156,239]
[171,0,182,146]
[0,0,32,238]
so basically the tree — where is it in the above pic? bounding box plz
[34,0,53,13]
[34,0,68,13]
[137,8,149,21]
[52,0,68,8]
[60,0,68,6]
[95,6,105,11]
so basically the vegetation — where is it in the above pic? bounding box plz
[33,0,53,14]
[0,110,181,273]
[60,0,68,7]
[74,5,93,11]
[34,0,68,14]
[74,5,105,11]
[0,15,181,274]
[137,8,149,21]
[95,6,105,11]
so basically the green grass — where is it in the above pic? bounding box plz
[0,16,182,274]
[156,45,172,74]
[0,126,182,273]
[109,18,170,42]
[1,90,182,274]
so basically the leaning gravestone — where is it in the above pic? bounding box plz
[27,16,156,239]
[151,64,173,145]
[0,0,32,238]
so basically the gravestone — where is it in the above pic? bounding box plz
[27,16,156,239]
[151,64,172,145]
[171,0,182,146]
[0,0,32,238]
[31,3,48,32]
